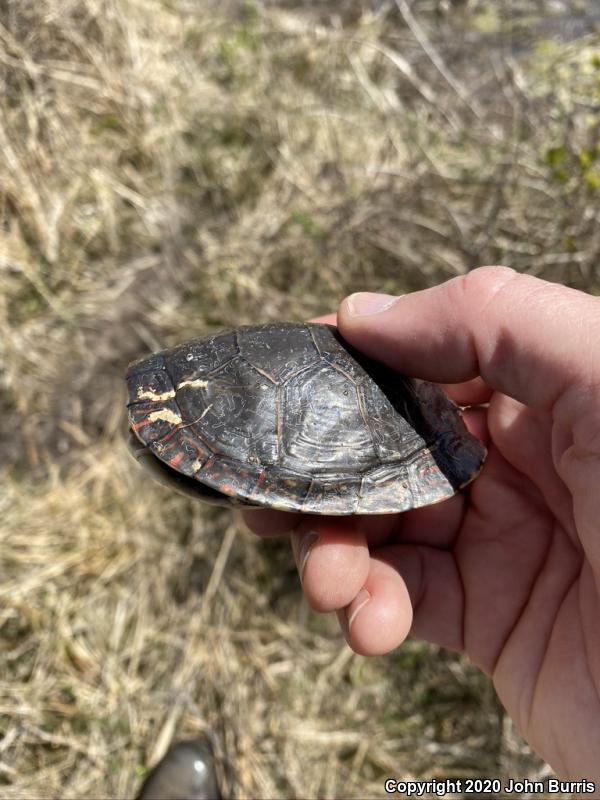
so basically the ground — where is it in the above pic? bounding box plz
[1,0,599,797]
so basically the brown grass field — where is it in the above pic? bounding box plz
[1,0,600,797]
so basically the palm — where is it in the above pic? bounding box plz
[391,391,599,777]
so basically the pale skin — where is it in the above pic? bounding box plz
[242,266,600,783]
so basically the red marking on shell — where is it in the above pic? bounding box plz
[154,424,187,445]
[167,453,184,467]
[132,418,152,431]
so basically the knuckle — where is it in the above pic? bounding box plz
[446,266,520,325]
[459,265,518,300]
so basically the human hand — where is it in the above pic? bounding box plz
[243,266,600,781]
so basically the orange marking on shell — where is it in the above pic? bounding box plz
[167,453,184,467]
[132,419,152,431]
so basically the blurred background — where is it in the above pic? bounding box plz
[1,0,599,797]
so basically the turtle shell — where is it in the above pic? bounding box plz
[126,323,486,514]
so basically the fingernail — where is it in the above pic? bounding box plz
[345,292,399,317]
[292,531,319,581]
[347,587,371,630]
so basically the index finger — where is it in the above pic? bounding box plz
[337,266,600,411]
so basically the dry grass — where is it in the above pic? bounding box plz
[1,0,599,797]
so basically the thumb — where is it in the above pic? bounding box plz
[337,266,600,411]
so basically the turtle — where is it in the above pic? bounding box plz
[126,323,486,514]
